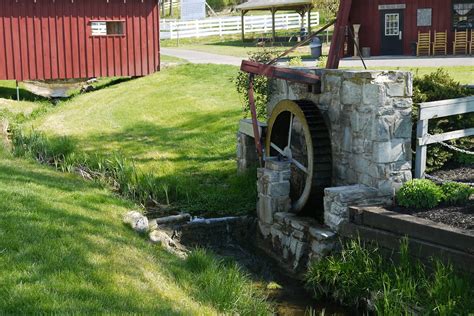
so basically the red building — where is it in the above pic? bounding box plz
[0,0,160,81]
[348,0,473,56]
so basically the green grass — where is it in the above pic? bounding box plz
[161,33,330,58]
[343,66,474,85]
[0,148,270,314]
[306,238,474,314]
[161,54,188,63]
[21,64,255,214]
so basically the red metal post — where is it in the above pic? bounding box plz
[248,74,263,165]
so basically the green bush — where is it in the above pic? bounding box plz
[441,182,473,206]
[288,56,303,67]
[306,238,474,314]
[396,179,443,209]
[234,49,278,120]
[413,69,473,171]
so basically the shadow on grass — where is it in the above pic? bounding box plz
[77,110,257,213]
[0,85,50,103]
[0,155,266,313]
[0,158,190,314]
[0,77,136,103]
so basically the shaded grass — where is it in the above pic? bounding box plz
[306,238,474,314]
[20,64,256,214]
[0,149,270,314]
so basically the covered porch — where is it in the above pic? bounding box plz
[236,0,315,42]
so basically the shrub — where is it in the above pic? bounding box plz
[288,56,303,67]
[412,69,473,171]
[441,182,474,206]
[234,49,278,120]
[396,179,443,209]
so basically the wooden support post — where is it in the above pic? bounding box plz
[307,7,312,33]
[241,11,246,42]
[415,119,428,179]
[271,8,276,42]
[327,0,353,69]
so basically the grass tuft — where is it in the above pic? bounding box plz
[179,249,270,315]
[306,238,474,314]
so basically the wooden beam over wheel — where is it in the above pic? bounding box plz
[327,0,353,69]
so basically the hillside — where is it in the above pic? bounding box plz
[28,64,256,214]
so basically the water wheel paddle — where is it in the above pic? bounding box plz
[266,100,332,213]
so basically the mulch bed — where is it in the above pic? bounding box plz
[430,163,474,184]
[392,164,474,231]
[391,203,474,231]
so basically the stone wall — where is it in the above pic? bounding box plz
[251,68,414,272]
[237,132,258,172]
[256,158,337,273]
[268,68,413,197]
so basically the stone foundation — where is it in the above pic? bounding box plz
[268,68,413,196]
[236,119,267,173]
[251,68,414,272]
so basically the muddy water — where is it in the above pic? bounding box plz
[208,243,350,315]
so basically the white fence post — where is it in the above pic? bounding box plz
[414,96,474,179]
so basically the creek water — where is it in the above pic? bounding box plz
[207,243,350,315]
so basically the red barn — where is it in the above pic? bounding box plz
[348,0,473,56]
[0,0,160,81]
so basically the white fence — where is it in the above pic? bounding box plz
[415,95,474,179]
[160,12,320,39]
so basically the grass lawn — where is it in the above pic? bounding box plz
[342,66,474,85]
[161,34,330,58]
[21,64,256,214]
[0,149,269,314]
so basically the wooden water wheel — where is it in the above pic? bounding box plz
[266,100,332,213]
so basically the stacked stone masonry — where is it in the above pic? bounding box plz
[250,68,414,272]
[237,132,259,173]
[268,68,413,197]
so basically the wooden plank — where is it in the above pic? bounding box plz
[419,96,474,120]
[349,207,474,254]
[419,128,474,146]
[414,119,428,178]
[241,60,321,85]
[341,222,474,273]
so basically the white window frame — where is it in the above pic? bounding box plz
[385,13,400,36]
[90,20,125,37]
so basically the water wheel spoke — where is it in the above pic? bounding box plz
[291,158,308,174]
[270,142,285,156]
[288,113,294,148]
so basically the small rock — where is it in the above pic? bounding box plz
[123,211,149,233]
[149,230,187,259]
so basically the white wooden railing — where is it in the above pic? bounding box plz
[415,95,474,179]
[160,12,320,39]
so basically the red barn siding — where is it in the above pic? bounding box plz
[350,0,455,56]
[0,0,160,81]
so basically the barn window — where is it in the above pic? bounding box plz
[91,21,125,36]
[452,0,474,30]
